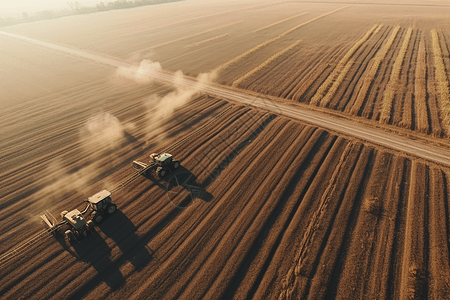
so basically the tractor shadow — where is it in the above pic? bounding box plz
[59,210,154,299]
[97,210,153,271]
[58,229,125,298]
[141,165,212,208]
[160,166,212,208]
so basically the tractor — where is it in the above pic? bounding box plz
[133,152,180,178]
[60,209,94,242]
[83,189,117,224]
[41,209,94,242]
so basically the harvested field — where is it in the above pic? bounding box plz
[206,3,450,138]
[2,0,450,299]
[2,90,450,299]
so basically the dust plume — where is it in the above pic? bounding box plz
[35,112,127,204]
[115,60,217,140]
[115,59,162,84]
[81,112,126,154]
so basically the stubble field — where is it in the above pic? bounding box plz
[1,0,450,299]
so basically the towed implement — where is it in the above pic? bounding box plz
[40,189,117,243]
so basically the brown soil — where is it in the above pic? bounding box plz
[1,1,450,299]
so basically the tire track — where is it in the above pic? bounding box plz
[399,161,429,299]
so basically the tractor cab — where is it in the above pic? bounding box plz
[61,209,94,242]
[64,209,87,230]
[88,189,112,211]
[152,153,173,166]
[87,189,117,224]
[150,153,180,177]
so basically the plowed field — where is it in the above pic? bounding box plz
[1,0,450,299]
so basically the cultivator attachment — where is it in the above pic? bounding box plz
[40,210,59,236]
[133,160,148,171]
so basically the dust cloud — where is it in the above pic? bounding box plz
[115,59,217,140]
[36,60,216,206]
[81,112,126,154]
[115,59,162,84]
[35,112,127,204]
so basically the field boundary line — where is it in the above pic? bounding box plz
[252,12,308,33]
[127,1,283,35]
[379,27,413,124]
[138,21,242,52]
[185,33,229,48]
[431,29,450,136]
[349,25,401,115]
[310,24,379,106]
[232,40,302,87]
[215,6,349,73]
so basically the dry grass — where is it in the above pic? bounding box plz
[292,63,329,101]
[232,40,302,87]
[215,6,348,74]
[375,24,383,34]
[320,60,354,107]
[311,24,378,106]
[431,29,450,137]
[414,36,429,133]
[252,12,308,33]
[185,33,229,48]
[350,25,401,115]
[379,27,412,124]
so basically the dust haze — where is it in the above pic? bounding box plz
[116,59,217,140]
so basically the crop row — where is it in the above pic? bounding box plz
[215,7,348,75]
[278,144,450,299]
[414,37,429,132]
[349,25,400,115]
[310,24,379,106]
[229,24,450,138]
[232,40,302,87]
[379,27,412,124]
[431,29,450,136]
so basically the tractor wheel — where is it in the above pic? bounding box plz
[159,168,167,178]
[61,210,68,219]
[87,220,95,231]
[106,203,117,215]
[173,161,180,169]
[65,230,75,243]
[93,212,104,224]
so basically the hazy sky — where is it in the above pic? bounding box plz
[1,0,103,17]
